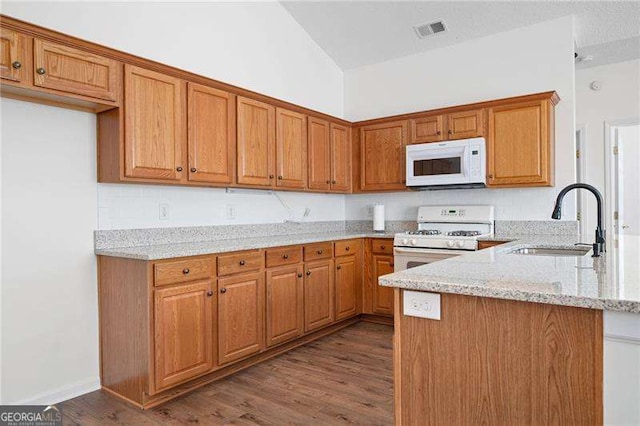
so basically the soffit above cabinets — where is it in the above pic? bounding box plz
[280,1,640,70]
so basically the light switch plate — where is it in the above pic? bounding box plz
[403,291,441,320]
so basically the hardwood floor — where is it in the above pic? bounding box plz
[61,322,393,425]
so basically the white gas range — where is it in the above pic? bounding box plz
[393,205,495,272]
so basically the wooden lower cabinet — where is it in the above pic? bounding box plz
[153,280,215,392]
[217,271,265,365]
[371,254,394,316]
[265,264,304,347]
[334,255,358,320]
[304,259,335,332]
[395,291,603,424]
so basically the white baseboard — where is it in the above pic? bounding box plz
[11,377,101,405]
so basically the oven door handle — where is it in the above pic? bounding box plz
[393,247,470,255]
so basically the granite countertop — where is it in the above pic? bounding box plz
[380,234,640,313]
[95,231,396,260]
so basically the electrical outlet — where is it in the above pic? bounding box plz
[225,204,236,220]
[403,291,441,320]
[367,205,374,218]
[159,203,170,221]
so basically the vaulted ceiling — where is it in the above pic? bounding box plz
[281,1,640,70]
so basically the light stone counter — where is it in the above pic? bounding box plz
[95,231,396,260]
[380,234,640,313]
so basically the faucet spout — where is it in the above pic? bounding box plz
[552,183,605,257]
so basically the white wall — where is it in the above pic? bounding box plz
[575,59,640,235]
[0,2,346,404]
[344,17,577,224]
[98,184,344,230]
[1,99,99,404]
[0,1,344,118]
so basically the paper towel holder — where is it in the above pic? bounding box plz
[373,203,385,233]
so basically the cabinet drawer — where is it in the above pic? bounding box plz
[266,246,302,268]
[304,242,333,261]
[218,251,264,276]
[335,239,359,257]
[371,239,393,255]
[154,257,214,286]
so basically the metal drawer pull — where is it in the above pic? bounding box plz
[337,265,342,270]
[182,268,190,274]
[317,250,323,254]
[206,290,213,297]
[283,254,289,259]
[12,61,21,69]
[306,271,311,276]
[297,273,303,278]
[220,288,227,294]
[345,246,350,251]
[36,67,46,75]
[239,260,246,266]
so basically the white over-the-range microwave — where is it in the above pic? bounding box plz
[405,137,487,190]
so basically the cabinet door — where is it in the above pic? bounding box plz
[487,100,552,187]
[154,280,214,391]
[33,39,120,101]
[304,259,334,332]
[360,120,407,191]
[217,272,264,365]
[0,28,27,83]
[265,265,304,347]
[410,115,443,144]
[335,256,358,320]
[187,83,235,184]
[307,117,331,191]
[372,255,394,316]
[236,97,275,187]
[276,108,307,189]
[124,65,185,180]
[446,109,484,140]
[330,123,352,192]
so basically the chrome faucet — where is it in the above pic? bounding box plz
[551,183,605,257]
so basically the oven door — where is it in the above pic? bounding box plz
[393,247,467,272]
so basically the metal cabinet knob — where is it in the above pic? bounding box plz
[448,129,453,134]
[306,271,311,276]
[332,180,337,184]
[336,265,342,270]
[176,166,183,172]
[277,175,283,180]
[190,167,197,173]
[36,67,46,75]
[436,130,441,135]
[239,260,246,266]
[206,290,214,297]
[317,250,323,255]
[220,288,227,294]
[297,273,303,278]
[381,245,385,250]
[326,180,331,184]
[345,246,350,251]
[182,268,190,274]
[269,174,274,179]
[283,254,289,259]
[488,174,494,179]
[11,61,21,69]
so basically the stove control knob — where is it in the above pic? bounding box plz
[402,238,409,245]
[447,240,455,248]
[410,239,418,246]
[456,241,465,248]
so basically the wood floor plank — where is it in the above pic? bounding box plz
[61,322,393,425]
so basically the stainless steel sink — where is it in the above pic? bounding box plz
[509,247,591,257]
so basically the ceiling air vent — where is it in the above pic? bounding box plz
[413,20,447,39]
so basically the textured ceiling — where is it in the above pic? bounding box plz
[281,1,640,70]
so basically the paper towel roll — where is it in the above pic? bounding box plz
[373,204,385,232]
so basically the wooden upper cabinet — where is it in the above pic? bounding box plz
[330,123,351,192]
[187,83,235,184]
[217,271,265,365]
[265,265,304,347]
[487,98,555,187]
[0,28,28,84]
[276,108,307,189]
[124,65,185,181]
[410,115,443,144]
[371,254,394,316]
[307,117,331,191]
[360,120,407,191]
[304,259,334,332]
[446,109,484,140]
[236,97,275,187]
[153,280,214,392]
[33,39,120,102]
[335,255,358,321]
